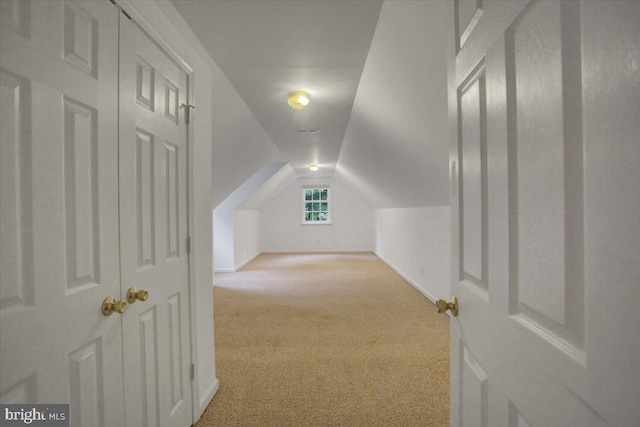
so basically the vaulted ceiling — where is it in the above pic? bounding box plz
[170,0,451,209]
[171,0,382,176]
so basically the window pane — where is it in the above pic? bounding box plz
[303,188,330,222]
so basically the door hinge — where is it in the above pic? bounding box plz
[190,363,195,380]
[181,104,195,125]
[186,236,191,254]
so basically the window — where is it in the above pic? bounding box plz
[301,187,331,224]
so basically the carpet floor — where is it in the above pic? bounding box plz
[195,252,449,427]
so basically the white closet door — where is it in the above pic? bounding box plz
[0,1,124,426]
[118,15,192,427]
[449,1,640,426]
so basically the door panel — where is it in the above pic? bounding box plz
[450,1,640,426]
[458,61,488,297]
[506,0,585,353]
[119,16,192,427]
[459,344,488,427]
[0,1,123,426]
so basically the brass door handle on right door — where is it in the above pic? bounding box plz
[127,287,149,304]
[436,296,458,317]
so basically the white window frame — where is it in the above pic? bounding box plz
[301,186,332,225]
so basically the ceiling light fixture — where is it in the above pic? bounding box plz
[288,91,310,110]
[309,164,319,172]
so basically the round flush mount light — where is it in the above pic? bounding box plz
[309,164,319,172]
[288,91,310,110]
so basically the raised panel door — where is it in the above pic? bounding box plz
[0,1,124,426]
[449,0,640,425]
[119,16,192,427]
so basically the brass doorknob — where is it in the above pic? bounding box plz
[102,297,127,316]
[436,296,458,317]
[127,287,149,304]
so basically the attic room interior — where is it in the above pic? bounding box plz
[0,0,638,426]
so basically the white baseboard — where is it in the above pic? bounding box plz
[234,251,261,271]
[214,252,261,273]
[374,251,437,304]
[262,248,374,253]
[195,378,219,423]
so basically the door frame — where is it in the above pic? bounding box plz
[112,1,199,423]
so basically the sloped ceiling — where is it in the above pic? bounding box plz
[238,164,298,210]
[336,0,451,208]
[210,70,279,208]
[171,0,382,179]
[171,0,451,210]
[215,161,289,213]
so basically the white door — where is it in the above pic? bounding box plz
[118,15,192,427]
[0,0,124,426]
[449,0,639,426]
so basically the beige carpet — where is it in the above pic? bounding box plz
[196,252,449,427]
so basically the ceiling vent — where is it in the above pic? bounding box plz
[297,129,320,134]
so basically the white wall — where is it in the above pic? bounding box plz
[213,208,234,272]
[122,0,218,419]
[261,177,374,252]
[213,162,288,272]
[336,0,450,208]
[234,210,261,270]
[335,0,452,305]
[375,207,450,302]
